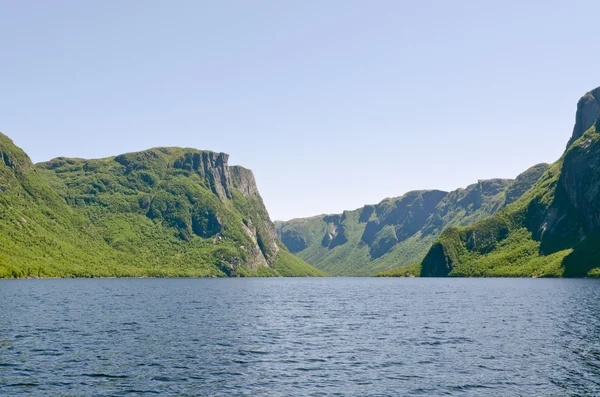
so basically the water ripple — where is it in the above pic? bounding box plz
[1,278,600,396]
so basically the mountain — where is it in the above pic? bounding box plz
[421,85,600,277]
[0,133,325,278]
[276,164,548,276]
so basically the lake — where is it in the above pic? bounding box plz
[1,278,600,396]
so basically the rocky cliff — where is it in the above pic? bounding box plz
[276,164,548,276]
[0,135,325,278]
[421,85,600,277]
[568,86,600,147]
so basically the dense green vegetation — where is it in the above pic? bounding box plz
[420,106,600,277]
[5,85,598,279]
[277,165,548,276]
[0,134,326,278]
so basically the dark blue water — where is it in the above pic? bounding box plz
[1,278,600,396]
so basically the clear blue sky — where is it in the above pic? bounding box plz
[1,1,598,220]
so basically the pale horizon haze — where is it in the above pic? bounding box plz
[1,0,599,220]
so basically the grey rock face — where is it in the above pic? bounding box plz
[231,166,260,197]
[569,86,600,147]
[171,150,239,200]
[321,214,348,249]
[202,152,233,199]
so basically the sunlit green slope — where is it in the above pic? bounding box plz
[420,86,600,277]
[0,133,325,278]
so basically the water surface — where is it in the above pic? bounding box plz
[1,278,600,396]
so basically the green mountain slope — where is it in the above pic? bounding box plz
[276,164,548,276]
[0,134,325,278]
[421,86,600,277]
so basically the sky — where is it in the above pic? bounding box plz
[1,0,599,221]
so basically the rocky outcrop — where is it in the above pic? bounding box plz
[568,86,600,147]
[231,166,260,197]
[113,149,235,199]
[240,220,269,269]
[202,152,233,199]
[322,214,348,249]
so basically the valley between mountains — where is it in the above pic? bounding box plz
[277,86,600,277]
[2,86,599,278]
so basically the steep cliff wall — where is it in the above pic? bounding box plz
[421,86,600,277]
[568,87,600,147]
[0,135,324,278]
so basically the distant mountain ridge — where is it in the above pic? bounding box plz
[276,163,548,276]
[0,134,325,278]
